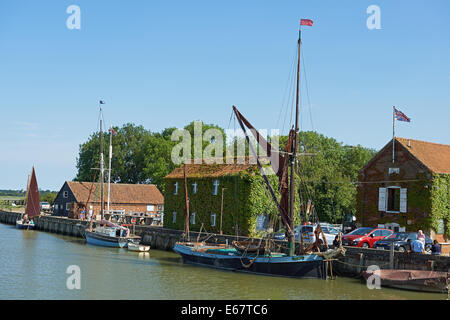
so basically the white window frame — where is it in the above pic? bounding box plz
[192,182,198,194]
[65,202,71,211]
[146,205,155,212]
[63,191,68,198]
[389,168,400,175]
[210,213,216,227]
[174,182,178,195]
[190,212,196,225]
[213,180,219,195]
[172,212,177,224]
[378,187,387,212]
[399,188,407,213]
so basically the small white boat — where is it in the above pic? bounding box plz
[127,241,150,252]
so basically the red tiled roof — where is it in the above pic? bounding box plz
[397,137,450,174]
[66,181,164,204]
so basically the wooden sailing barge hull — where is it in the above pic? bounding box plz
[362,270,449,293]
[84,230,128,248]
[174,243,325,279]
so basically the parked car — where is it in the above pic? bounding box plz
[373,232,433,253]
[273,225,313,242]
[40,202,51,212]
[341,227,393,248]
[273,224,339,245]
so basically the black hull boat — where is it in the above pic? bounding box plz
[174,242,325,279]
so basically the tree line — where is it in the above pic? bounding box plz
[75,122,376,223]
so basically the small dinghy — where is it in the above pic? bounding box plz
[16,219,35,230]
[362,269,449,293]
[127,240,150,252]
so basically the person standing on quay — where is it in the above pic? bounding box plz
[417,230,426,245]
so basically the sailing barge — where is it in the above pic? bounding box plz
[173,242,325,278]
[174,19,329,280]
[83,101,138,248]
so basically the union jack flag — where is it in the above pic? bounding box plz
[109,127,117,136]
[394,107,411,122]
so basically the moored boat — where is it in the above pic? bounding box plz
[127,240,150,252]
[85,220,136,248]
[16,166,40,231]
[16,218,35,230]
[362,269,449,293]
[173,19,334,280]
[174,242,325,278]
[83,102,140,248]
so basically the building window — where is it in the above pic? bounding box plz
[190,212,196,225]
[158,205,163,211]
[174,182,178,195]
[379,187,407,213]
[437,219,445,234]
[389,168,400,175]
[63,191,68,198]
[66,202,71,211]
[387,187,400,212]
[172,212,177,223]
[256,215,269,231]
[213,180,219,195]
[210,213,216,227]
[192,182,198,194]
[147,205,155,212]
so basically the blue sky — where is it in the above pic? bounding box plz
[0,0,449,191]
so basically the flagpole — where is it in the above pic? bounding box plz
[392,106,395,163]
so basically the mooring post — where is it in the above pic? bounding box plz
[358,253,364,274]
[389,244,394,269]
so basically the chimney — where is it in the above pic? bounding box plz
[408,139,411,148]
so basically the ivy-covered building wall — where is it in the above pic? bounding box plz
[163,162,300,237]
[357,138,450,241]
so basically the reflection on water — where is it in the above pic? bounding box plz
[0,223,446,300]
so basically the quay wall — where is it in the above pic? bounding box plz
[1,211,449,275]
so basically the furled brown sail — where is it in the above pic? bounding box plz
[25,167,40,217]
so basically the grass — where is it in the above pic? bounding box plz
[0,196,25,201]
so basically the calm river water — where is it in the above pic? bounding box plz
[0,223,446,300]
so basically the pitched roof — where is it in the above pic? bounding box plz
[396,137,450,174]
[66,181,164,204]
[164,160,259,179]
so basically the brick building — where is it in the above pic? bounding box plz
[53,181,164,220]
[163,161,281,237]
[357,137,450,242]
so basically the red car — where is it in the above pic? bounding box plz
[342,227,393,248]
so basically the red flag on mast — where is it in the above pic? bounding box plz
[300,19,313,26]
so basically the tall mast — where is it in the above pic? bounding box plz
[288,26,302,256]
[183,163,190,240]
[99,101,104,221]
[107,126,113,215]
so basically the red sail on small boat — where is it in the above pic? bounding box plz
[25,166,41,217]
